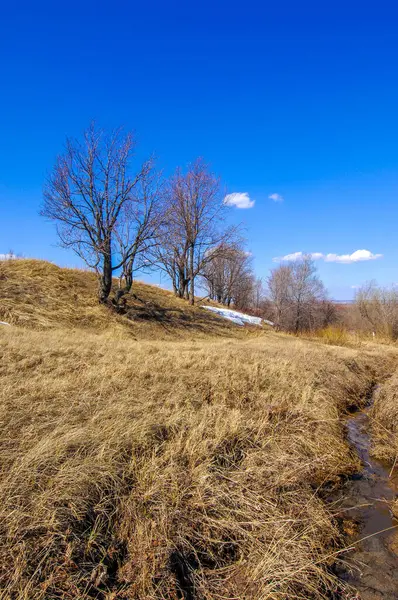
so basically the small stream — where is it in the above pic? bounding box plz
[333,394,398,599]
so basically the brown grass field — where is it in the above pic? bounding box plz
[1,260,398,599]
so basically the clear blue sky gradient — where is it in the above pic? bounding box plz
[1,1,397,299]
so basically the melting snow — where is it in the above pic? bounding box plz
[202,306,273,327]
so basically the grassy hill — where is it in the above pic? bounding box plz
[1,258,397,600]
[0,259,259,339]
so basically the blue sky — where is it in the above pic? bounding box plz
[1,1,397,300]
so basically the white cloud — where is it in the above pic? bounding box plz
[273,249,383,264]
[273,251,324,263]
[324,250,383,264]
[224,192,254,209]
[269,193,284,202]
[275,251,304,262]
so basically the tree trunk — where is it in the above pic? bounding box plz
[178,277,185,298]
[99,247,112,303]
[276,305,282,330]
[124,260,133,293]
[189,245,195,305]
[294,304,300,334]
[114,257,134,305]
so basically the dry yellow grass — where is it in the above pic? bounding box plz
[302,325,398,349]
[0,259,257,339]
[308,327,353,347]
[1,260,397,599]
[370,373,398,464]
[369,372,398,523]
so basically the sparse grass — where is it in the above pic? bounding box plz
[1,260,397,599]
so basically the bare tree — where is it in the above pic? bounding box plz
[267,256,327,332]
[290,256,326,333]
[114,164,165,303]
[233,272,256,310]
[355,281,398,339]
[155,158,237,304]
[318,299,338,328]
[202,242,254,308]
[252,277,266,312]
[42,123,151,303]
[267,264,293,330]
[154,208,191,299]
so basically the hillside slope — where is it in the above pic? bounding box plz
[0,259,258,339]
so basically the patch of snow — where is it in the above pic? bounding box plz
[202,306,267,327]
[0,253,17,261]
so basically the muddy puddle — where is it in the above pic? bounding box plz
[332,394,398,599]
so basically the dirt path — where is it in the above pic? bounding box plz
[333,394,398,599]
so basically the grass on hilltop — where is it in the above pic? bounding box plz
[0,259,261,339]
